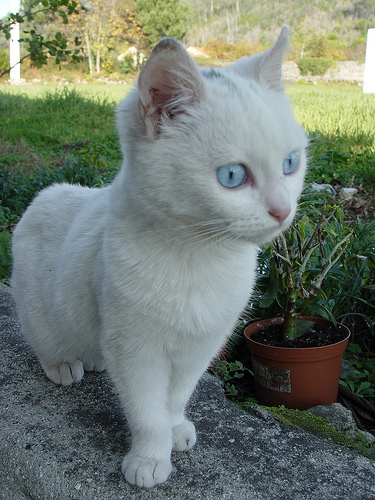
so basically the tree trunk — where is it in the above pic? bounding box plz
[96,20,101,74]
[226,11,232,43]
[9,0,21,81]
[85,27,93,74]
[96,51,100,73]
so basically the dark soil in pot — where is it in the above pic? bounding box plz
[251,322,346,349]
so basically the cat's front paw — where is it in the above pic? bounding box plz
[43,361,84,386]
[121,453,172,488]
[172,420,196,452]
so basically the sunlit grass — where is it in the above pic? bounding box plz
[0,82,131,102]
[1,82,374,186]
[287,84,375,186]
[288,85,375,137]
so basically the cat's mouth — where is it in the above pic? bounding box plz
[226,217,293,246]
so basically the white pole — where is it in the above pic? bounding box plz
[363,29,375,94]
[9,0,21,82]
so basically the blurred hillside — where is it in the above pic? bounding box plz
[184,0,374,61]
[0,0,373,81]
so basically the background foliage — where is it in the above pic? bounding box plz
[0,0,373,79]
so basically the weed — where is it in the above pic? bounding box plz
[210,359,253,398]
[341,344,375,399]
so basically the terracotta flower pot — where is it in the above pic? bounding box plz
[244,317,351,410]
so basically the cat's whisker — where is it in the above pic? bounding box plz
[164,223,233,247]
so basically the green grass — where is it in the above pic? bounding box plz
[0,84,130,282]
[1,82,374,187]
[287,85,375,186]
[0,82,131,101]
[0,85,128,166]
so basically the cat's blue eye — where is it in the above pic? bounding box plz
[283,150,300,175]
[217,164,247,189]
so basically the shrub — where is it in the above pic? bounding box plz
[0,49,9,72]
[0,155,117,283]
[119,55,136,74]
[297,57,333,76]
[0,204,13,284]
[203,39,262,60]
[101,55,116,73]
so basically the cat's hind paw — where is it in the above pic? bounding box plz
[43,361,84,386]
[172,421,196,452]
[121,453,172,488]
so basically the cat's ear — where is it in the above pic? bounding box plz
[226,27,289,92]
[138,37,205,137]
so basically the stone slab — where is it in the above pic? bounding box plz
[1,284,374,499]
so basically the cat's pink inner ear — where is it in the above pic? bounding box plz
[138,37,204,134]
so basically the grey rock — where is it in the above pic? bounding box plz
[306,403,375,444]
[341,359,361,380]
[325,61,365,84]
[340,187,358,200]
[282,61,301,83]
[281,60,365,85]
[309,182,336,195]
[1,283,375,500]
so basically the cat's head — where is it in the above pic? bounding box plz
[117,28,308,246]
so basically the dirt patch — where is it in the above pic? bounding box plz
[0,142,66,173]
[342,187,375,223]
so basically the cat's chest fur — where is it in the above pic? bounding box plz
[102,214,257,337]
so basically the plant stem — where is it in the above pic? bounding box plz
[283,303,298,340]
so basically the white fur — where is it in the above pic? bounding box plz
[11,28,307,488]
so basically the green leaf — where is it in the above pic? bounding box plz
[259,261,279,308]
[295,320,316,339]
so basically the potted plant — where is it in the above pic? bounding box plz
[244,201,352,410]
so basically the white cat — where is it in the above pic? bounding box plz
[11,27,307,488]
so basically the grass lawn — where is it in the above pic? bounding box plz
[1,81,374,186]
[287,85,375,187]
[0,84,129,169]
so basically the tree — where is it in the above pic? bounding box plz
[115,0,148,59]
[63,0,147,74]
[135,0,189,46]
[0,0,88,79]
[64,0,115,74]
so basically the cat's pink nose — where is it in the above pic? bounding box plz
[269,206,291,223]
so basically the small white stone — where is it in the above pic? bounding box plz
[340,188,358,200]
[310,182,336,194]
